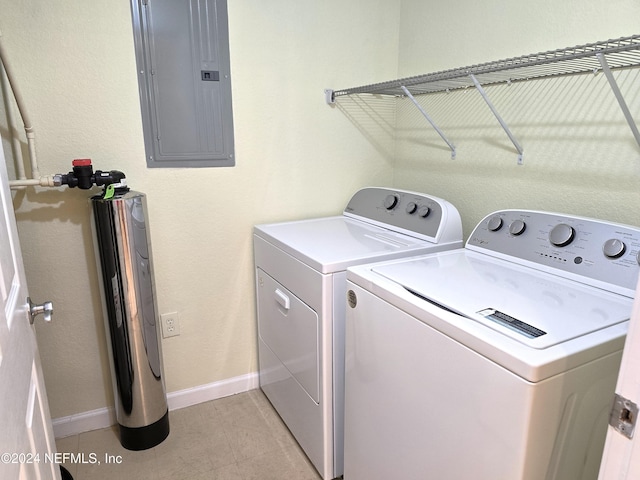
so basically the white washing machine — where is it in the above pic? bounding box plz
[253,187,463,479]
[344,209,640,480]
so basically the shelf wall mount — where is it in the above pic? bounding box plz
[325,89,336,105]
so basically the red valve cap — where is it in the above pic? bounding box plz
[72,159,92,166]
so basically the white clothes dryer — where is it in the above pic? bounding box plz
[253,187,463,479]
[344,209,640,480]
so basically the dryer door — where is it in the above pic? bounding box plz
[257,268,319,402]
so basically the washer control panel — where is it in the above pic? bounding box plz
[343,187,461,242]
[467,210,640,294]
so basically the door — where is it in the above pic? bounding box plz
[598,276,640,479]
[0,145,60,479]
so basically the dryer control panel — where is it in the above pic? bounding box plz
[467,210,640,296]
[343,187,462,244]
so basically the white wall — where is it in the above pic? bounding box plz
[2,0,639,424]
[390,0,640,236]
[0,0,399,419]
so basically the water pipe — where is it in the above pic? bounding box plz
[0,26,59,188]
[0,66,26,182]
[0,30,124,192]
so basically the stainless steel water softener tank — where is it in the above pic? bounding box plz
[92,190,170,450]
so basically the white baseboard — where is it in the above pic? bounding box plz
[52,405,118,440]
[53,372,259,439]
[166,371,259,411]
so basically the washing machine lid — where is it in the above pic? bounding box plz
[371,249,633,350]
[254,216,454,274]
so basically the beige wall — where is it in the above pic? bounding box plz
[2,0,639,422]
[392,0,640,236]
[0,0,399,418]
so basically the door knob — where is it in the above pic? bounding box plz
[28,297,53,324]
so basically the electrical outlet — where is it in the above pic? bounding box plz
[161,312,180,338]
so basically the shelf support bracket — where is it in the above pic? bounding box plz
[401,86,456,159]
[596,53,640,150]
[469,74,524,165]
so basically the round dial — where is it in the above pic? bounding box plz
[602,238,626,259]
[549,223,575,247]
[406,202,418,214]
[508,219,526,236]
[417,206,430,218]
[384,194,398,210]
[487,216,503,232]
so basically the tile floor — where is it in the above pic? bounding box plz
[55,389,322,480]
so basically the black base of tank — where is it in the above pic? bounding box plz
[119,409,170,451]
[60,466,73,480]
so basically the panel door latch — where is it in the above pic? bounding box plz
[201,70,220,81]
[609,393,638,439]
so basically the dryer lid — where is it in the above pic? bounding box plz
[371,250,633,349]
[254,216,448,273]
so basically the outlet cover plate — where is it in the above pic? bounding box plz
[161,312,180,338]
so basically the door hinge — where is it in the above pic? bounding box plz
[609,393,638,439]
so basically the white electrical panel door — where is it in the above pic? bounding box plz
[131,0,235,167]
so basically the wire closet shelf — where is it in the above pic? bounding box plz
[326,35,640,163]
[329,35,640,98]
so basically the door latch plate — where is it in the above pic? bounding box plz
[609,393,638,439]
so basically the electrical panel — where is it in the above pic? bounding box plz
[131,0,235,168]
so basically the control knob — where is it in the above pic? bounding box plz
[406,202,418,214]
[549,223,575,247]
[417,206,430,218]
[384,194,399,210]
[602,238,626,259]
[508,219,526,236]
[487,216,503,232]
